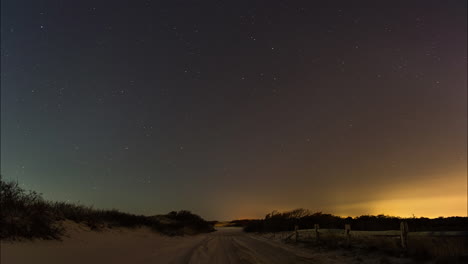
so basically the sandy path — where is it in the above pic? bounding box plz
[5,225,406,264]
[1,226,349,264]
[178,228,320,263]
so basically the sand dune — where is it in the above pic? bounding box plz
[1,222,412,264]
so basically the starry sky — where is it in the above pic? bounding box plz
[1,1,467,220]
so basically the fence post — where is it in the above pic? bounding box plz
[314,224,320,242]
[295,225,299,242]
[400,221,408,250]
[344,224,351,247]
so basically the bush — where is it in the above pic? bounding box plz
[243,209,468,233]
[163,210,215,235]
[0,178,214,240]
[0,180,62,239]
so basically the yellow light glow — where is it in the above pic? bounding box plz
[333,172,467,218]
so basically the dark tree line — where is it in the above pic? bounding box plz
[243,209,468,233]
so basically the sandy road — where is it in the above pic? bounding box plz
[163,227,318,264]
[1,226,336,264]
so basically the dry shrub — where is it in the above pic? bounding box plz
[1,178,214,240]
[0,180,63,239]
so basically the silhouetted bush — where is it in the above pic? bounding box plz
[0,178,214,240]
[243,208,468,233]
[227,219,255,227]
[0,180,62,239]
[163,210,215,235]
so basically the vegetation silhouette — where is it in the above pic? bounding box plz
[242,208,468,233]
[0,178,214,240]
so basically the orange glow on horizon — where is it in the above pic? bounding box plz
[223,172,467,220]
[333,195,466,218]
[331,172,467,218]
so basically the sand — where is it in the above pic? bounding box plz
[1,222,414,264]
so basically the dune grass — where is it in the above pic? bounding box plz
[0,179,214,240]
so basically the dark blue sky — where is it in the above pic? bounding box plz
[1,1,466,219]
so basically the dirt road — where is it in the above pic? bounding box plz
[1,225,418,264]
[160,227,318,263]
[2,226,338,264]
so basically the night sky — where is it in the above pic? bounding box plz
[1,1,466,220]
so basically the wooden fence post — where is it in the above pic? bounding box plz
[314,224,320,242]
[400,221,408,250]
[344,224,351,247]
[295,225,299,242]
